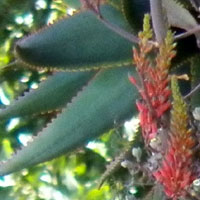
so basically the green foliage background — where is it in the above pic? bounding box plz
[0,0,134,199]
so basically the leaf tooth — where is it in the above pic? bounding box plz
[39,108,62,116]
[1,71,47,107]
[0,78,46,119]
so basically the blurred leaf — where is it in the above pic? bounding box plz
[0,186,13,200]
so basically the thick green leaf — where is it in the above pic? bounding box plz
[0,71,95,120]
[0,66,138,176]
[15,5,133,71]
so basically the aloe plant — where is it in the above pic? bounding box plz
[1,0,200,199]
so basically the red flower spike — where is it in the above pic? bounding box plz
[153,77,197,199]
[131,16,176,142]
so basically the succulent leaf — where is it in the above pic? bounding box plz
[0,71,95,120]
[15,5,133,71]
[0,66,138,176]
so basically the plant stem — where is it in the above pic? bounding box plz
[174,25,200,41]
[83,1,139,44]
[184,81,200,100]
[1,60,18,69]
[99,17,139,43]
[150,0,167,44]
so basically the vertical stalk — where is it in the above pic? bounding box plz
[150,0,167,43]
